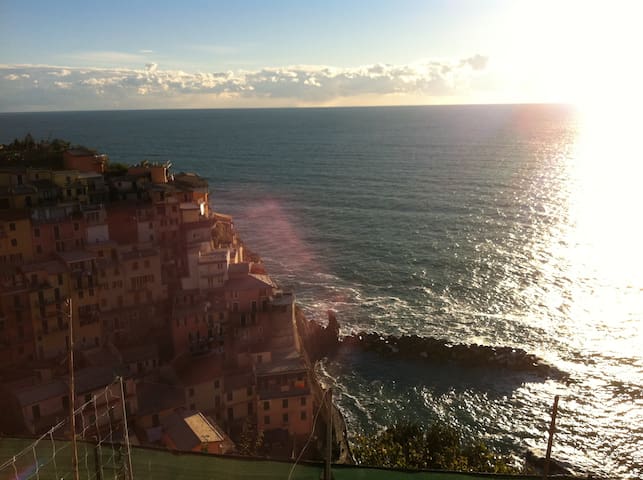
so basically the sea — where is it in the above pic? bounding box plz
[1,105,641,478]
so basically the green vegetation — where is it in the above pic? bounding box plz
[351,422,522,474]
[237,417,265,456]
[0,134,71,169]
[106,161,129,175]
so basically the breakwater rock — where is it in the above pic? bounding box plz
[298,311,568,381]
[341,332,569,380]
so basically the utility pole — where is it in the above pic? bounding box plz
[67,298,80,480]
[119,376,134,480]
[543,395,560,480]
[325,388,332,480]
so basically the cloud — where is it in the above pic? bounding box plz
[48,69,71,77]
[0,56,490,111]
[460,54,488,71]
[4,73,30,80]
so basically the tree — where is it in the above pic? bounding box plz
[352,421,520,473]
[237,417,264,456]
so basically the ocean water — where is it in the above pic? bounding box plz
[1,105,641,477]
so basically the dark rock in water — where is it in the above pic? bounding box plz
[297,309,341,362]
[298,311,569,380]
[340,332,569,380]
[525,450,576,476]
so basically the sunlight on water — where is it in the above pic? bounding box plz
[562,109,643,360]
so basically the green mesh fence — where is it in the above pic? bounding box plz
[1,437,554,480]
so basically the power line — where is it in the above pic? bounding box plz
[287,388,329,480]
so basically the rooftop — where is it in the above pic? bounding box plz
[10,380,67,407]
[56,250,97,264]
[163,410,225,451]
[256,350,307,377]
[70,366,122,394]
[225,273,278,292]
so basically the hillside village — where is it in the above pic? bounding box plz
[0,139,316,457]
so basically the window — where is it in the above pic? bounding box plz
[32,404,41,420]
[227,392,233,401]
[10,239,17,247]
[282,399,288,408]
[152,414,159,427]
[300,397,307,406]
[34,228,40,237]
[227,408,233,420]
[282,413,288,423]
[263,401,270,411]
[74,223,79,231]
[9,222,16,231]
[246,386,252,396]
[214,379,220,389]
[247,402,253,415]
[190,404,195,410]
[264,415,270,425]
[300,411,307,421]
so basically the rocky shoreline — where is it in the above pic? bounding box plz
[301,311,569,381]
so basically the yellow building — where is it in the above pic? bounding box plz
[0,211,34,265]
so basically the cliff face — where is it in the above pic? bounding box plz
[296,309,340,362]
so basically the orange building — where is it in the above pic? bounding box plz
[63,148,109,174]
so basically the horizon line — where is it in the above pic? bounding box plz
[0,102,576,115]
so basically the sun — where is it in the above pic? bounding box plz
[493,1,643,109]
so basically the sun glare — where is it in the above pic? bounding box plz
[566,95,643,307]
[496,1,643,110]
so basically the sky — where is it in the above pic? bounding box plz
[1,0,642,112]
